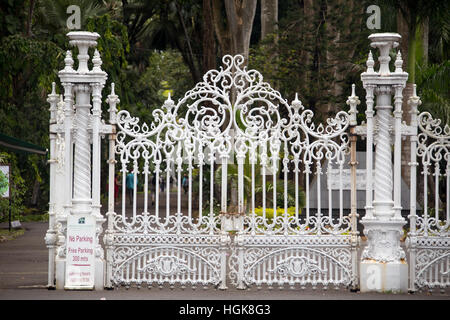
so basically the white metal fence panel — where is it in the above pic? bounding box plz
[407,92,450,292]
[226,79,358,289]
[104,55,359,290]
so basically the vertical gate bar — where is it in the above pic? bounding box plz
[305,163,310,221]
[155,164,160,218]
[447,160,449,221]
[434,163,440,223]
[283,142,288,235]
[62,83,74,214]
[272,152,277,221]
[316,162,322,235]
[262,147,267,220]
[177,142,182,231]
[364,84,375,219]
[221,156,228,214]
[328,162,333,224]
[133,160,138,219]
[143,160,148,215]
[423,165,428,236]
[46,89,57,289]
[393,85,404,219]
[122,163,126,219]
[166,158,171,219]
[238,155,244,214]
[339,162,343,222]
[349,124,359,290]
[198,247,202,284]
[198,144,203,223]
[105,130,116,288]
[188,156,192,219]
[408,87,420,292]
[294,157,299,220]
[346,81,360,290]
[251,151,256,234]
[209,155,214,233]
[46,84,59,289]
[267,252,272,288]
[91,84,102,218]
[198,159,203,222]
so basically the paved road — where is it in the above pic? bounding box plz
[0,221,449,302]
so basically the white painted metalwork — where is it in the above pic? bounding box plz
[46,31,113,290]
[407,86,450,291]
[104,54,359,290]
[46,30,449,293]
[356,33,410,293]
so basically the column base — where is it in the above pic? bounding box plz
[360,259,408,293]
[55,258,65,290]
[94,258,105,290]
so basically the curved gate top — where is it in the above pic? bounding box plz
[105,54,357,290]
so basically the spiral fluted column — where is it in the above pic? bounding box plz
[73,84,92,204]
[359,33,409,293]
[373,86,394,219]
[52,31,108,290]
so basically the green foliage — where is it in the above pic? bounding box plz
[0,0,27,37]
[254,206,299,220]
[0,152,26,223]
[86,14,130,107]
[249,0,371,122]
[34,0,108,46]
[129,49,194,124]
[0,35,63,211]
[416,61,450,125]
[0,35,63,145]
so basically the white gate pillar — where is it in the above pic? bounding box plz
[359,33,409,293]
[47,31,109,290]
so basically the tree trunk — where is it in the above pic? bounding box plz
[26,0,36,37]
[261,0,278,40]
[212,0,257,62]
[212,0,232,57]
[323,0,362,116]
[421,17,429,66]
[202,0,217,74]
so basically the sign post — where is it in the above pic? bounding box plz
[65,215,96,289]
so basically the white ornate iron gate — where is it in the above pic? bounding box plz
[406,90,450,292]
[46,31,449,292]
[103,55,359,289]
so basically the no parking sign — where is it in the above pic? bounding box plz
[65,215,96,289]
